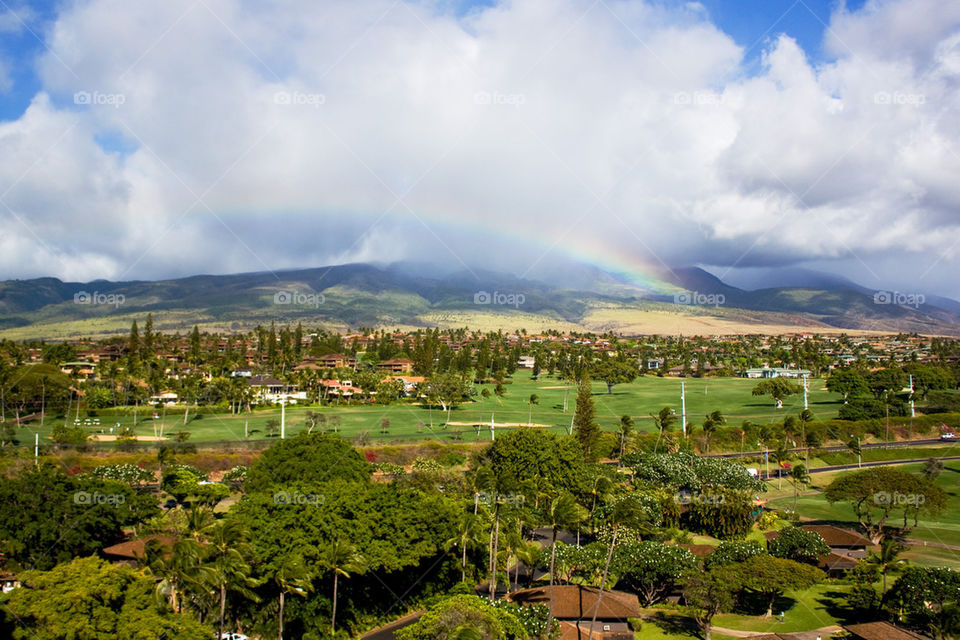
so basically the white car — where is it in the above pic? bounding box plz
[941,432,956,441]
[220,634,249,640]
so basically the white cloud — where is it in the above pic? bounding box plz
[0,0,957,297]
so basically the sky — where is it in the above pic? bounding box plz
[0,0,959,299]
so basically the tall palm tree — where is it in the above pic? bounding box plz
[275,555,313,640]
[589,497,650,634]
[617,415,634,467]
[789,463,811,511]
[527,393,539,425]
[867,536,907,594]
[771,445,790,490]
[513,541,542,589]
[651,407,676,454]
[544,493,588,630]
[142,537,210,615]
[446,512,485,582]
[204,519,261,639]
[321,539,366,636]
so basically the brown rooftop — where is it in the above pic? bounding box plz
[101,535,177,560]
[798,525,872,547]
[509,585,641,620]
[846,622,929,640]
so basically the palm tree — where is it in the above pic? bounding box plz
[789,463,811,511]
[513,541,542,589]
[142,537,210,615]
[275,555,313,640]
[527,393,539,425]
[866,536,907,595]
[544,492,588,630]
[447,512,485,582]
[617,415,633,466]
[771,445,790,490]
[321,539,366,636]
[590,497,650,634]
[651,407,676,454]
[205,519,261,639]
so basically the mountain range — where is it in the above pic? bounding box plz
[0,261,958,339]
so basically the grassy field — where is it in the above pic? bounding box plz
[13,373,842,446]
[765,461,960,566]
[712,582,854,632]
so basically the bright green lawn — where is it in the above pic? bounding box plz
[713,583,854,632]
[16,374,842,445]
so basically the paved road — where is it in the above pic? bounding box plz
[709,437,954,459]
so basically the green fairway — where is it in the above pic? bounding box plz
[14,373,842,447]
[766,461,960,551]
[713,583,854,632]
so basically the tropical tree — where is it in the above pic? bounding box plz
[617,414,634,465]
[752,378,801,409]
[736,555,824,617]
[867,536,908,595]
[544,493,588,629]
[204,519,261,639]
[589,496,651,632]
[789,463,811,511]
[683,566,738,640]
[274,555,313,640]
[320,539,366,636]
[527,393,539,426]
[651,406,677,454]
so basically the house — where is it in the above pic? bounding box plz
[321,379,365,399]
[382,375,426,396]
[509,585,640,639]
[764,524,871,577]
[376,358,414,374]
[314,353,358,369]
[646,358,663,370]
[60,361,97,380]
[744,367,812,379]
[359,611,425,640]
[247,375,307,404]
[101,535,177,567]
[845,622,930,640]
[149,390,180,405]
[0,569,19,594]
[517,355,536,369]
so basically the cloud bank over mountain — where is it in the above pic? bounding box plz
[0,0,959,296]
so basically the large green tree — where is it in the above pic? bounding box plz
[0,556,212,640]
[824,467,947,543]
[244,433,371,492]
[735,555,824,617]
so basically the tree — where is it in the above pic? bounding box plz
[768,526,830,564]
[395,594,529,640]
[701,410,725,454]
[736,555,824,617]
[447,512,486,583]
[651,406,676,454]
[320,539,366,636]
[0,465,158,570]
[752,378,801,409]
[204,519,261,640]
[244,432,372,492]
[619,541,698,606]
[0,556,213,640]
[589,496,651,632]
[527,393,539,425]
[544,493,588,629]
[885,566,960,635]
[593,358,638,394]
[866,536,907,595]
[704,540,766,568]
[275,555,313,640]
[617,414,634,466]
[683,567,738,640]
[480,428,589,497]
[826,369,869,402]
[789,463,811,511]
[824,467,947,543]
[573,374,599,460]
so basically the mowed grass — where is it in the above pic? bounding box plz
[713,583,854,632]
[765,461,960,563]
[16,374,841,446]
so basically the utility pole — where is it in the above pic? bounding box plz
[802,375,809,410]
[281,397,286,439]
[909,374,916,418]
[681,381,686,437]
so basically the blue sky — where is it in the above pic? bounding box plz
[1,0,863,122]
